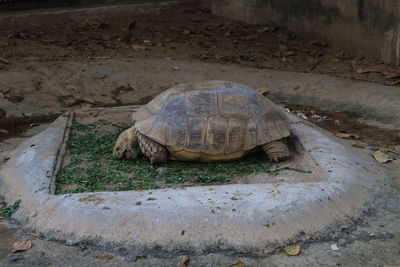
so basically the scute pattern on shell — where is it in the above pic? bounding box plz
[133,81,291,155]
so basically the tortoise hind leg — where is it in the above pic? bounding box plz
[137,131,168,164]
[262,140,290,162]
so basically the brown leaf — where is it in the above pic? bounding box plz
[177,255,189,267]
[257,26,273,33]
[0,57,9,64]
[0,129,9,135]
[244,34,257,41]
[283,244,301,256]
[0,218,5,222]
[80,103,93,109]
[356,68,383,74]
[256,87,269,95]
[383,71,400,79]
[132,45,147,51]
[225,261,247,267]
[112,122,130,127]
[11,240,32,253]
[352,143,365,148]
[373,151,392,163]
[99,253,113,261]
[58,95,96,107]
[334,132,360,140]
[183,29,192,35]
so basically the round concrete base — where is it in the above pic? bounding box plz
[0,107,390,253]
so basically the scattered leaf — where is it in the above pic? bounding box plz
[112,122,129,127]
[256,87,269,95]
[356,68,383,74]
[177,255,190,267]
[58,95,96,107]
[146,197,157,201]
[183,29,192,35]
[0,57,9,64]
[283,244,301,256]
[0,129,9,135]
[80,103,93,109]
[352,143,365,148]
[0,218,5,222]
[132,45,147,51]
[373,150,392,163]
[225,260,246,267]
[11,240,32,253]
[330,244,339,251]
[257,27,272,33]
[334,132,360,139]
[135,201,142,205]
[4,155,11,161]
[172,66,180,71]
[99,253,113,261]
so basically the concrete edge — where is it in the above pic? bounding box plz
[0,108,391,254]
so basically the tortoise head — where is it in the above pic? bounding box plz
[112,127,138,160]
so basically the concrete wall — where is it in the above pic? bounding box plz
[208,0,400,66]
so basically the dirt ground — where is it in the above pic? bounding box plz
[1,2,400,267]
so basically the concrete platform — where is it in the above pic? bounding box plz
[0,106,391,254]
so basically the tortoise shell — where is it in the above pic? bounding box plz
[133,81,291,161]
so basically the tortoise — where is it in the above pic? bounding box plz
[113,80,291,164]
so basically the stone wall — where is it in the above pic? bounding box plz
[208,0,400,66]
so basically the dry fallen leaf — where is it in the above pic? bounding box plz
[334,132,360,140]
[99,253,113,261]
[373,150,392,163]
[0,218,5,222]
[225,260,246,267]
[177,255,189,267]
[11,240,32,253]
[112,122,130,128]
[0,57,9,64]
[172,66,180,71]
[257,26,272,33]
[352,143,365,148]
[256,87,269,95]
[0,129,9,135]
[356,68,383,74]
[283,244,301,256]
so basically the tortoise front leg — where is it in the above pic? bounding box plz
[262,140,290,162]
[113,126,139,159]
[136,131,168,164]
